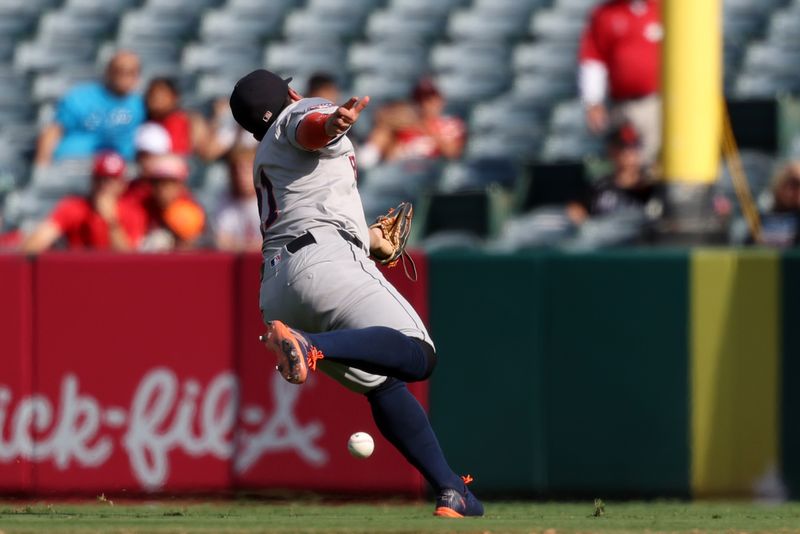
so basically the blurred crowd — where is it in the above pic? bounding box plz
[0,0,798,253]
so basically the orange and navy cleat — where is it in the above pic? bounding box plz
[433,475,484,518]
[259,321,324,384]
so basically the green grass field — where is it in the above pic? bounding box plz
[2,500,800,534]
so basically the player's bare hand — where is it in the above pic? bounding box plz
[325,96,370,137]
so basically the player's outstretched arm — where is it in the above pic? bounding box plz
[296,96,370,151]
[324,96,370,137]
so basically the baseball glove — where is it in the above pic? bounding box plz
[370,201,417,281]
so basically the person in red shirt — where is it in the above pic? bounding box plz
[142,77,239,162]
[360,79,466,167]
[131,153,206,251]
[22,152,146,253]
[579,0,662,163]
[394,79,466,160]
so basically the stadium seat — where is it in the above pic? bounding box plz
[530,9,589,42]
[436,72,511,106]
[446,8,531,42]
[118,9,200,42]
[541,133,604,162]
[225,0,295,15]
[465,133,541,161]
[430,43,510,75]
[14,39,98,74]
[1,188,60,229]
[306,0,385,18]
[764,9,800,48]
[741,42,800,77]
[388,0,470,17]
[181,43,261,74]
[548,99,588,136]
[0,9,39,39]
[195,72,245,100]
[33,67,99,103]
[97,40,183,72]
[63,0,141,15]
[36,10,120,44]
[361,159,442,197]
[366,9,446,42]
[512,42,579,76]
[348,42,428,77]
[438,158,519,192]
[553,0,604,16]
[723,13,768,47]
[144,0,224,12]
[492,208,577,251]
[469,102,545,144]
[199,9,283,44]
[473,0,549,16]
[30,159,95,196]
[351,73,415,103]
[512,75,576,105]
[264,41,346,80]
[0,0,62,13]
[283,9,366,42]
[734,72,797,98]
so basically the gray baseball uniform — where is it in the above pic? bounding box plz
[255,98,432,393]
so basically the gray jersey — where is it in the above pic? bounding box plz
[253,97,370,257]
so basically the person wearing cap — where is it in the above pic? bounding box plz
[394,78,466,160]
[34,51,145,165]
[230,69,483,518]
[132,153,206,251]
[567,122,656,224]
[753,162,800,247]
[360,78,466,167]
[579,0,662,164]
[22,152,147,252]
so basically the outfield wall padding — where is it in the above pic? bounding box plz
[0,256,33,493]
[429,251,691,497]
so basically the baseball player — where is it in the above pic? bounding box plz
[229,70,483,518]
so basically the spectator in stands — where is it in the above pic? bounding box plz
[359,79,466,167]
[579,0,662,163]
[22,152,145,252]
[358,100,419,168]
[567,123,655,224]
[142,77,193,156]
[141,77,232,161]
[306,72,340,103]
[214,144,261,252]
[34,51,145,164]
[757,162,800,247]
[133,154,205,251]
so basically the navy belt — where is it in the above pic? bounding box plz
[286,230,363,254]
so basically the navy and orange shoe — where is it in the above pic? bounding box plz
[259,321,324,384]
[433,475,484,518]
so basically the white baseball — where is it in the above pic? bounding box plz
[347,432,374,459]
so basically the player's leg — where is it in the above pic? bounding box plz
[263,322,436,383]
[366,377,483,518]
[260,234,483,516]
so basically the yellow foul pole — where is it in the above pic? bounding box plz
[662,0,722,183]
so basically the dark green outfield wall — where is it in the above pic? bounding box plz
[783,251,800,498]
[428,251,690,497]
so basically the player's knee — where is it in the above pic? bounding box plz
[413,338,437,380]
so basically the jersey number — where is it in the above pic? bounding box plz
[257,170,278,236]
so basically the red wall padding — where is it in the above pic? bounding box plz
[0,256,33,492]
[0,251,429,495]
